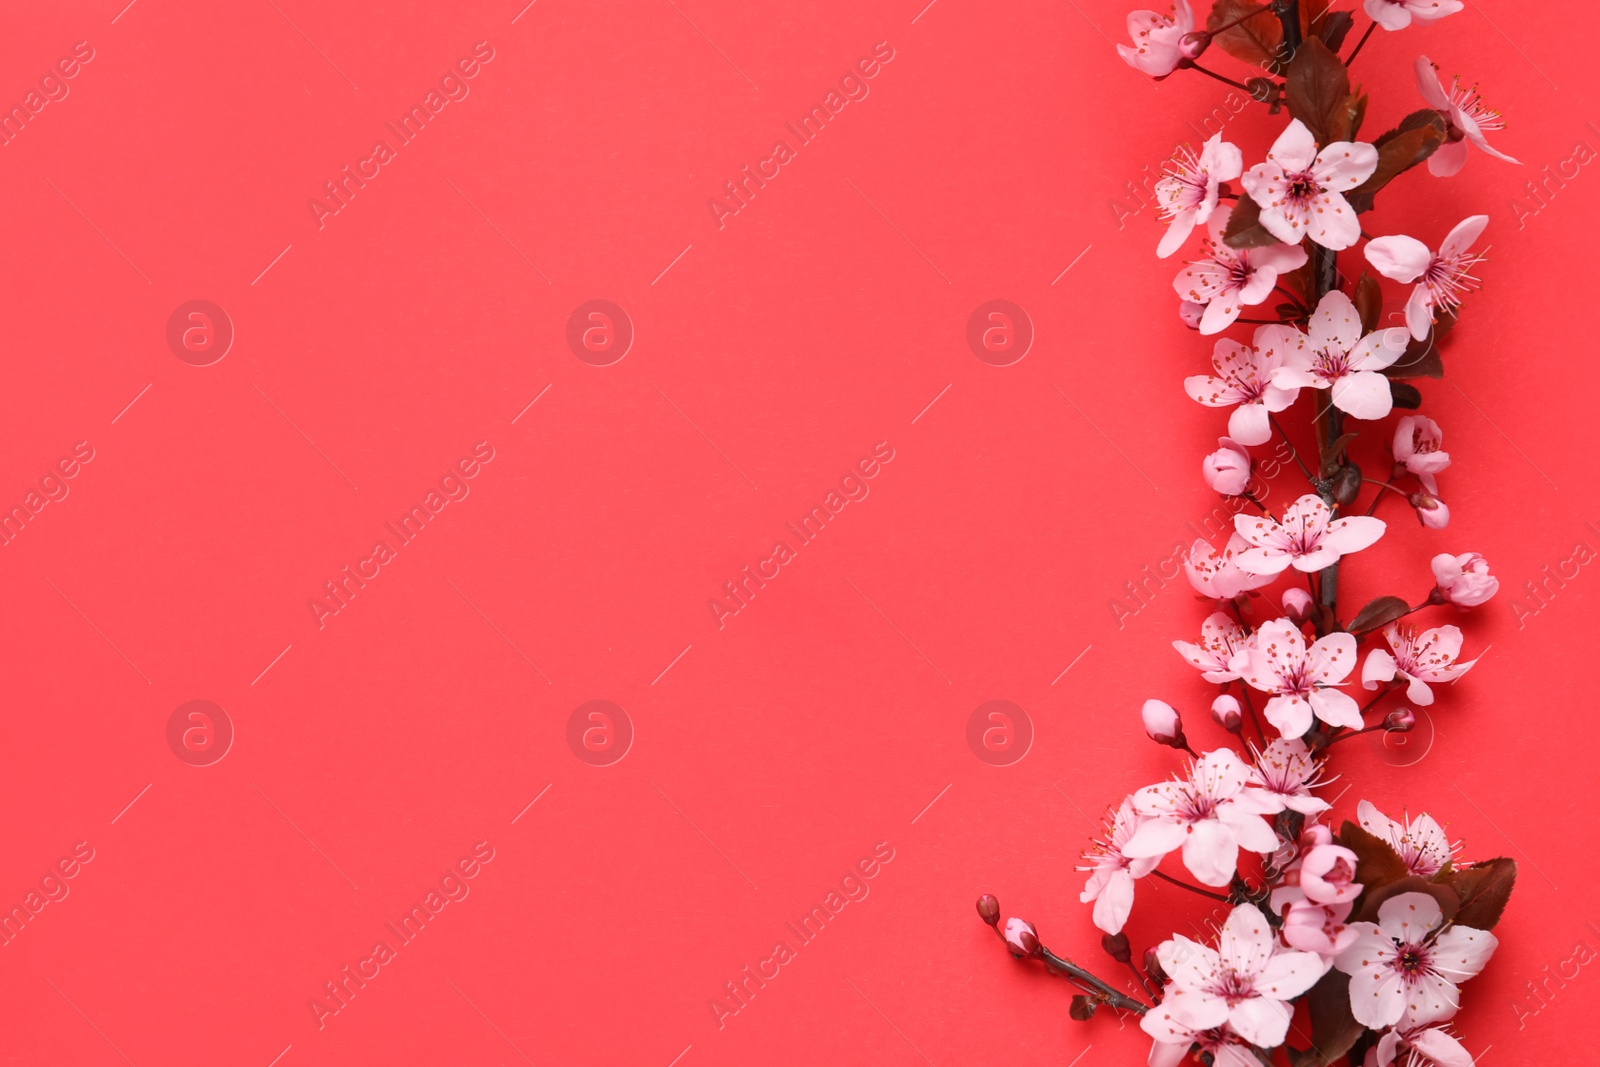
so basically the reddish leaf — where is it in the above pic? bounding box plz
[1222,193,1281,249]
[1390,381,1423,409]
[1358,876,1460,925]
[1315,9,1355,51]
[1445,858,1518,930]
[1347,596,1410,635]
[1346,111,1449,212]
[1340,821,1409,893]
[1207,0,1285,66]
[1293,970,1365,1066]
[1353,273,1382,333]
[1285,38,1350,146]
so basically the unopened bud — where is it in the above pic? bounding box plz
[1246,76,1276,103]
[1101,931,1132,963]
[1281,587,1314,623]
[1178,300,1205,330]
[1002,917,1040,958]
[1385,707,1417,733]
[1144,947,1167,986]
[1332,463,1363,507]
[1211,694,1243,733]
[1178,31,1211,60]
[1141,699,1186,750]
[976,894,1001,926]
[1409,492,1450,530]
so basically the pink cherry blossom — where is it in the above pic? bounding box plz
[1411,493,1450,529]
[1336,892,1497,1029]
[1203,437,1253,496]
[1079,798,1159,935]
[1358,801,1458,877]
[1175,205,1310,335]
[1416,57,1518,177]
[1394,415,1450,492]
[1234,494,1387,575]
[1299,843,1362,905]
[1240,119,1378,251]
[1178,299,1206,328]
[1117,0,1194,77]
[1141,1008,1258,1067]
[1124,749,1279,887]
[1366,1025,1475,1067]
[1245,737,1331,815]
[1271,291,1412,420]
[1364,0,1463,31]
[1155,904,1325,1047]
[1281,586,1315,623]
[1174,611,1252,682]
[1236,619,1363,738]
[1143,698,1186,747]
[1365,216,1489,341]
[1002,916,1039,956]
[1276,890,1359,959]
[1431,551,1499,607]
[1157,134,1244,257]
[1212,694,1243,732]
[1184,326,1304,443]
[1184,533,1276,599]
[1363,624,1477,706]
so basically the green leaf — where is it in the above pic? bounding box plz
[1346,110,1449,212]
[1222,193,1282,249]
[1347,596,1410,635]
[1353,273,1382,334]
[1285,38,1350,146]
[1444,858,1518,930]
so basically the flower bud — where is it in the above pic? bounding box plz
[1385,707,1417,733]
[976,894,1001,926]
[1431,552,1498,607]
[1210,694,1243,733]
[1002,916,1040,957]
[1410,492,1450,529]
[1144,947,1167,985]
[1299,844,1362,905]
[1141,699,1186,750]
[1281,587,1314,623]
[1178,300,1206,330]
[1299,823,1333,850]
[1178,31,1211,60]
[1332,462,1363,507]
[1202,438,1252,496]
[1245,76,1276,103]
[1101,931,1132,963]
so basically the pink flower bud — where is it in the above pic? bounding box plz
[1101,931,1132,963]
[1141,699,1186,749]
[1385,707,1416,733]
[1202,438,1252,496]
[1002,916,1040,957]
[1299,844,1362,905]
[1299,823,1333,850]
[1210,694,1243,733]
[1410,492,1450,530]
[976,894,1000,926]
[1178,300,1206,329]
[1280,587,1314,623]
[1431,551,1499,607]
[1178,31,1211,60]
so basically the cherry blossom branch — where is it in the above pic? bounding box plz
[1151,867,1233,902]
[1345,20,1378,66]
[1269,414,1317,486]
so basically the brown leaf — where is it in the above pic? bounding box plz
[1315,9,1355,52]
[1347,596,1411,635]
[1445,858,1518,930]
[1390,381,1423,409]
[1293,970,1365,1066]
[1207,0,1284,66]
[1286,38,1350,146]
[1222,194,1281,249]
[1340,821,1409,893]
[1353,273,1382,333]
[1358,876,1460,925]
[1346,111,1448,213]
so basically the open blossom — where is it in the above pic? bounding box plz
[1173,611,1251,682]
[1184,533,1275,599]
[1363,624,1477,705]
[1364,0,1463,30]
[1365,216,1489,341]
[1240,119,1378,250]
[1336,892,1498,1029]
[1271,292,1412,420]
[1123,749,1278,887]
[1431,551,1498,607]
[1156,135,1243,258]
[1234,494,1386,575]
[1416,57,1518,177]
[1394,415,1450,492]
[1079,798,1158,935]
[1175,206,1310,335]
[1245,738,1331,815]
[1184,326,1304,443]
[1236,619,1362,738]
[1141,1008,1257,1067]
[1117,0,1193,77]
[1367,1025,1475,1067]
[1156,904,1324,1047]
[1358,801,1457,877]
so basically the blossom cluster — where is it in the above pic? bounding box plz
[980,6,1517,1067]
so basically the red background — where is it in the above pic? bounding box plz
[0,1,1594,1064]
